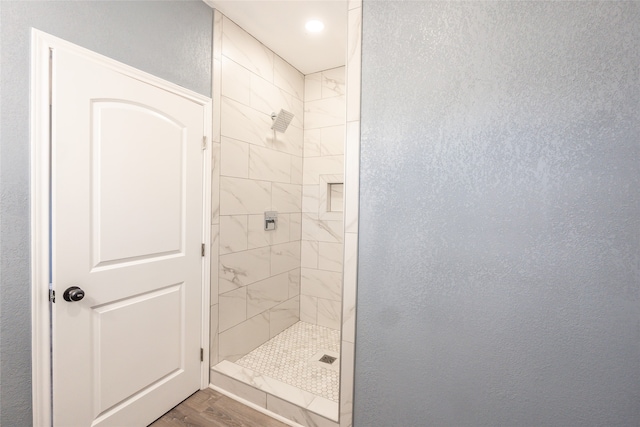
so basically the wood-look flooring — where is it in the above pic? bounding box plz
[148,388,288,427]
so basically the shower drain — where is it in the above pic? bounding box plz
[319,354,337,365]
[309,349,340,372]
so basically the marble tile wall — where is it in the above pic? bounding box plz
[301,67,346,330]
[210,8,223,370]
[339,3,362,426]
[212,11,304,364]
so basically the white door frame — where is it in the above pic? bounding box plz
[30,29,212,427]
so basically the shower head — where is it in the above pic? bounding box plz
[270,109,294,133]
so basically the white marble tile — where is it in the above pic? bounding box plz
[210,368,267,408]
[250,73,281,115]
[251,75,303,131]
[267,395,337,427]
[288,96,305,131]
[272,183,301,213]
[288,268,301,298]
[301,240,319,269]
[344,121,360,234]
[236,322,341,403]
[219,246,271,293]
[302,213,343,243]
[212,59,222,143]
[274,54,304,100]
[221,96,272,147]
[211,142,221,224]
[269,296,300,338]
[304,128,322,158]
[308,396,340,422]
[271,213,290,245]
[289,127,305,159]
[249,145,291,183]
[214,360,316,409]
[222,16,274,82]
[213,10,223,60]
[210,225,220,305]
[219,215,248,255]
[317,298,341,331]
[341,11,360,427]
[268,122,304,157]
[221,56,251,106]
[220,137,249,179]
[342,233,357,344]
[209,304,219,367]
[302,185,319,214]
[301,268,342,301]
[300,295,318,324]
[321,125,345,156]
[247,214,271,249]
[290,213,302,241]
[218,311,270,362]
[303,156,344,185]
[346,8,362,123]
[291,155,303,185]
[318,219,344,244]
[246,272,290,318]
[304,96,346,130]
[321,67,345,99]
[271,241,301,276]
[317,182,330,217]
[318,242,343,272]
[220,177,271,215]
[305,72,322,102]
[339,341,354,427]
[219,287,247,332]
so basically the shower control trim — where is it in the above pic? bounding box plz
[264,211,278,231]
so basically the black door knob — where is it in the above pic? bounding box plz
[63,286,85,302]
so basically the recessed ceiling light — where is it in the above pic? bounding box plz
[305,19,324,33]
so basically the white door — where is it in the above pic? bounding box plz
[51,46,207,427]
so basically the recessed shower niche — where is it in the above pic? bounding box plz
[328,184,344,213]
[206,4,362,427]
[321,175,345,217]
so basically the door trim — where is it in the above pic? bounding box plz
[30,29,212,427]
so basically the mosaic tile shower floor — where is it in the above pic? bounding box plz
[236,321,341,402]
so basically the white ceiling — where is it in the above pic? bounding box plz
[203,0,348,75]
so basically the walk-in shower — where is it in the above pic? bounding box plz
[208,8,357,427]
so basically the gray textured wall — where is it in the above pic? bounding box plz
[355,2,640,426]
[0,2,212,425]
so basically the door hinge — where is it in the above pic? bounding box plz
[201,243,205,257]
[49,289,56,303]
[200,348,204,362]
[202,136,207,151]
